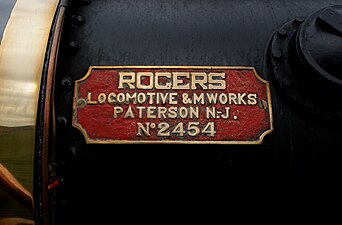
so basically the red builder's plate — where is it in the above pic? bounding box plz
[73,66,273,144]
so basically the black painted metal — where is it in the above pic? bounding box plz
[34,2,63,224]
[43,0,342,224]
[268,5,342,120]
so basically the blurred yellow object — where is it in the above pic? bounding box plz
[0,0,59,221]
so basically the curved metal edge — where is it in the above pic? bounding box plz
[34,1,67,225]
[0,0,60,222]
[297,5,342,86]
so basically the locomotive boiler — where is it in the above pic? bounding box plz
[0,0,342,224]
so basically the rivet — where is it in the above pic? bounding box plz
[76,98,87,109]
[277,28,287,38]
[258,100,268,110]
[61,76,72,88]
[71,15,86,26]
[305,100,315,109]
[58,116,68,126]
[70,146,78,156]
[294,17,305,25]
[337,110,342,119]
[272,49,282,59]
[282,77,292,87]
[68,41,80,54]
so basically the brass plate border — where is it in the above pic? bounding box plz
[73,66,274,145]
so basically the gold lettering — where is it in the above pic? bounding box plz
[147,93,156,104]
[118,72,135,89]
[126,93,137,104]
[157,107,168,118]
[137,106,145,118]
[218,93,228,104]
[179,107,188,118]
[228,93,237,104]
[221,107,230,119]
[158,93,169,104]
[137,72,153,89]
[87,92,97,105]
[147,106,156,118]
[238,93,247,105]
[113,107,123,118]
[191,72,208,90]
[155,72,172,89]
[118,72,227,90]
[193,93,205,104]
[172,72,190,90]
[208,73,226,90]
[97,93,106,104]
[169,93,178,104]
[108,93,116,104]
[124,106,135,118]
[206,107,216,118]
[247,93,257,105]
[116,93,125,104]
[206,93,218,104]
[189,107,199,119]
[168,107,178,118]
[137,93,147,104]
[137,123,150,136]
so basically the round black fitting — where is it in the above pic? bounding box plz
[267,5,342,120]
